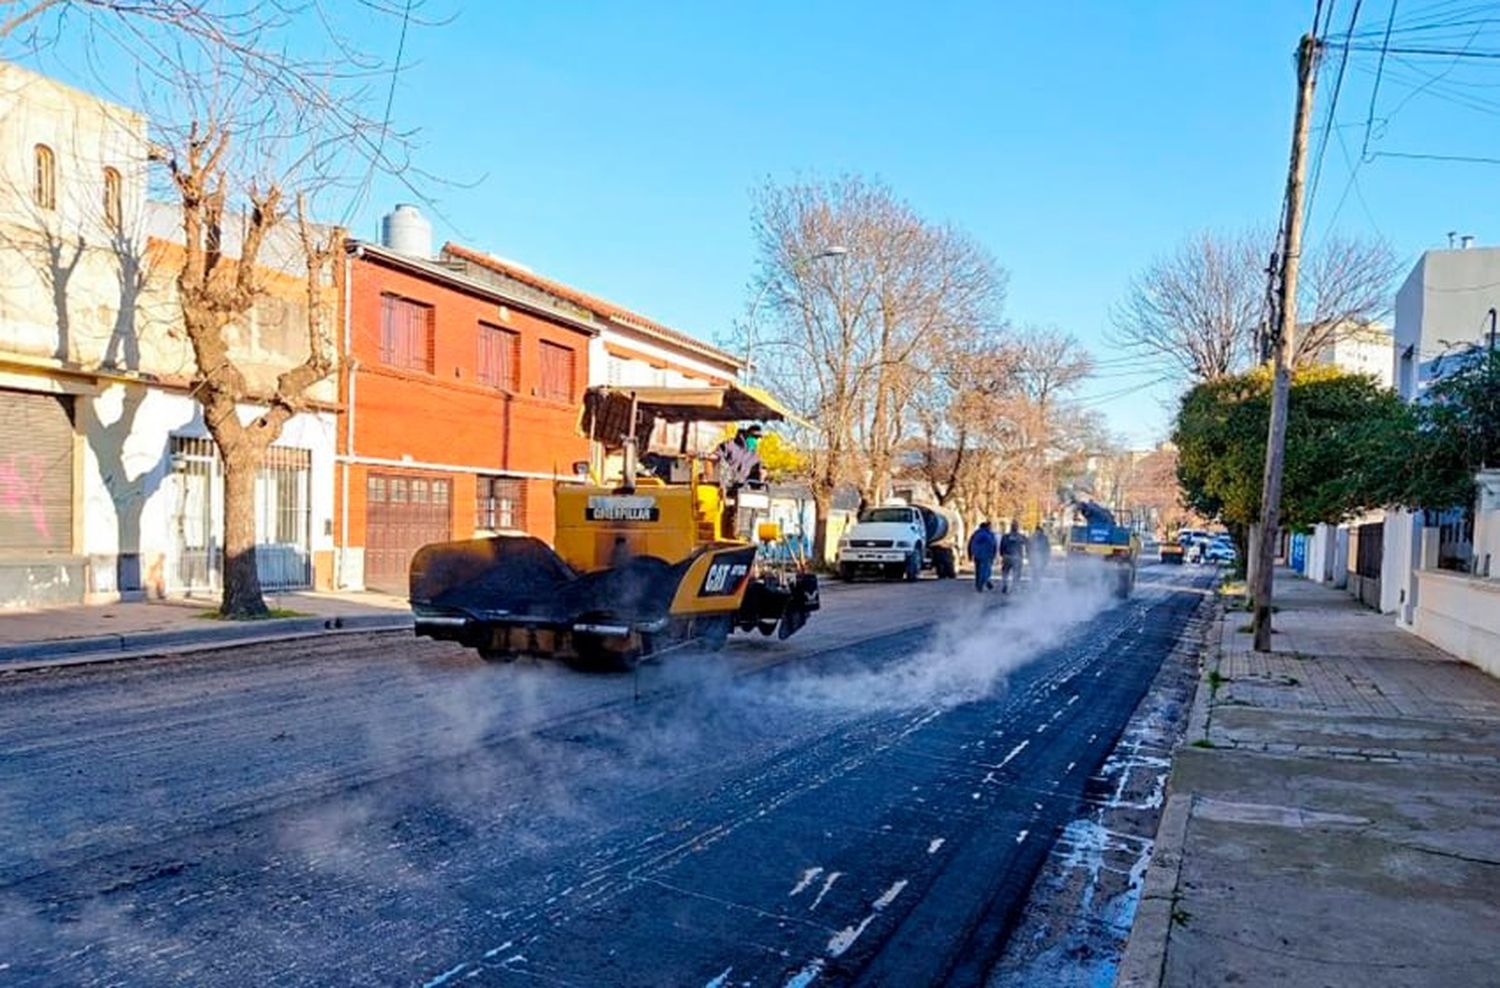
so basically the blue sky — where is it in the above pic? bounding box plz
[25,1,1500,445]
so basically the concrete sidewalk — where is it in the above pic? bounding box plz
[0,590,412,670]
[1118,570,1500,988]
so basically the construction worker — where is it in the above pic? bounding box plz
[715,425,765,538]
[967,520,998,592]
[715,425,764,491]
[999,520,1028,594]
[1029,525,1051,584]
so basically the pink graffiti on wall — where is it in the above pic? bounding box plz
[0,454,51,539]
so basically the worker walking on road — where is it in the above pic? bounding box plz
[968,521,998,592]
[999,521,1028,594]
[1029,525,1051,585]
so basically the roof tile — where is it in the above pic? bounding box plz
[442,243,743,369]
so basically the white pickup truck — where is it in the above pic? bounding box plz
[835,504,958,581]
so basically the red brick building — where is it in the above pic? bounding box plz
[337,235,596,591]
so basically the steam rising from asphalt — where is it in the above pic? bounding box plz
[0,568,1131,982]
[748,570,1120,715]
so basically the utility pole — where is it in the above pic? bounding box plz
[1247,246,1282,593]
[1253,32,1319,653]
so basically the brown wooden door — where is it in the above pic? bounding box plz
[365,473,451,591]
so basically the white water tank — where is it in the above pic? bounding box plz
[381,204,432,259]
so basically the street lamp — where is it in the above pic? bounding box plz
[742,246,848,384]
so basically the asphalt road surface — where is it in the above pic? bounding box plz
[0,564,1214,987]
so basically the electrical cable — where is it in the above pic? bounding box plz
[1306,0,1364,233]
[339,0,413,229]
[1361,0,1400,160]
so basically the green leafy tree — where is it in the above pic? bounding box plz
[1173,366,1409,556]
[1385,349,1500,510]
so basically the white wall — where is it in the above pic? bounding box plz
[1382,508,1422,619]
[1306,523,1339,584]
[1393,246,1500,400]
[0,62,152,368]
[1323,325,1394,387]
[1412,571,1500,679]
[79,386,336,597]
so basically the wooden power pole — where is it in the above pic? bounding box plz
[1253,32,1319,652]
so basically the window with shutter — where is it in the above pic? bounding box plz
[380,294,434,372]
[538,341,575,402]
[478,323,520,390]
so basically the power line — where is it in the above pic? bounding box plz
[1361,0,1400,160]
[1305,0,1364,232]
[339,0,414,228]
[1371,148,1500,163]
[1342,43,1500,56]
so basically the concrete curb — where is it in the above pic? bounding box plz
[0,613,413,672]
[1114,589,1225,987]
[1114,792,1193,987]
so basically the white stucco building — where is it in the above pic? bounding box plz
[1376,244,1500,674]
[0,61,336,607]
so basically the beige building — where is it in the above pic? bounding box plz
[0,61,337,606]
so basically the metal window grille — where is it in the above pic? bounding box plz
[170,436,219,591]
[1355,523,1384,581]
[477,475,525,532]
[168,436,313,592]
[255,446,313,590]
[1433,507,1474,573]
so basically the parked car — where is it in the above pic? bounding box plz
[1205,541,1237,565]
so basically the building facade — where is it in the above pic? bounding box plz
[1313,322,1394,387]
[440,243,743,455]
[1393,244,1500,399]
[336,227,597,591]
[0,62,336,608]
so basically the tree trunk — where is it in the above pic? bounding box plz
[219,446,269,618]
[1246,523,1261,593]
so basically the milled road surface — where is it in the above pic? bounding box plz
[0,566,1213,986]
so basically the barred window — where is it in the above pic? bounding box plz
[477,476,525,531]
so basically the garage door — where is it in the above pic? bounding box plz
[365,473,451,591]
[0,389,74,553]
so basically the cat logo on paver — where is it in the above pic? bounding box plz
[702,561,750,596]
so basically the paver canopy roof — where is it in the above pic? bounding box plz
[580,384,802,448]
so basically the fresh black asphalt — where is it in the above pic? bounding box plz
[0,567,1213,986]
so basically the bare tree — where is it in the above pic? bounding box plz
[5,0,430,616]
[907,327,1095,531]
[1110,230,1262,383]
[1112,226,1399,383]
[745,176,1007,561]
[909,335,1017,506]
[1294,233,1400,365]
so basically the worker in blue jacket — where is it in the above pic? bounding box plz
[968,521,998,592]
